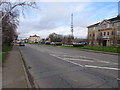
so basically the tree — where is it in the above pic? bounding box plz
[62,35,74,44]
[0,1,37,21]
[49,33,63,42]
[2,9,19,46]
[1,0,37,46]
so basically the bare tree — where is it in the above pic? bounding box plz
[49,33,63,42]
[1,0,38,46]
[2,9,19,46]
[0,0,37,21]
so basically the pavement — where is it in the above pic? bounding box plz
[0,62,2,89]
[2,45,29,88]
[20,44,119,88]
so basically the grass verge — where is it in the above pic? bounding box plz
[26,43,120,53]
[2,46,13,61]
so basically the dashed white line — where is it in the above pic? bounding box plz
[50,54,84,67]
[96,61,110,63]
[64,60,84,67]
[63,58,94,62]
[50,54,119,71]
[85,65,120,71]
[117,78,120,81]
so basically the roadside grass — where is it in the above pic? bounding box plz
[80,46,120,53]
[26,43,120,53]
[0,53,2,62]
[2,46,13,61]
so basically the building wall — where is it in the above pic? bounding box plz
[88,18,120,46]
[28,36,41,43]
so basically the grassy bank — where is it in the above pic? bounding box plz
[2,46,13,61]
[27,43,120,53]
[80,46,120,53]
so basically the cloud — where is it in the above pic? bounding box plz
[19,26,88,39]
[17,2,118,39]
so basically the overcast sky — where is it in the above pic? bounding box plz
[17,1,118,39]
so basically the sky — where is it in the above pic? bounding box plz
[17,1,119,39]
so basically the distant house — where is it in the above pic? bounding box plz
[24,39,29,43]
[28,35,41,43]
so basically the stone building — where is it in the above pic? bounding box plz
[87,15,120,46]
[28,35,41,43]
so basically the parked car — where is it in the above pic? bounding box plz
[41,41,45,44]
[50,42,56,45]
[19,42,25,46]
[54,42,62,45]
[72,42,84,47]
[45,41,51,44]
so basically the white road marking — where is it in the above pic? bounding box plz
[64,60,84,67]
[85,65,120,71]
[117,78,120,81]
[96,61,110,63]
[61,55,118,65]
[62,58,94,62]
[49,54,119,71]
[50,54,84,67]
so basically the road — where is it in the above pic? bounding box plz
[20,44,119,88]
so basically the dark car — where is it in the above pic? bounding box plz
[54,42,62,45]
[45,41,51,44]
[72,42,84,47]
[19,42,25,46]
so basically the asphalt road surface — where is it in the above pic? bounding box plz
[20,44,119,88]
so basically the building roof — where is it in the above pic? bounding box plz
[30,34,40,37]
[87,15,120,28]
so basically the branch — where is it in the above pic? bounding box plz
[0,2,37,21]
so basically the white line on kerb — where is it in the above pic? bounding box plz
[85,65,120,71]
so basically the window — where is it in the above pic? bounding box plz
[93,27,95,30]
[95,33,98,36]
[100,32,102,36]
[98,25,100,29]
[100,25,102,29]
[118,22,120,26]
[89,34,91,37]
[117,40,120,44]
[112,23,114,27]
[111,31,115,35]
[107,32,109,35]
[95,26,98,30]
[107,24,110,28]
[117,30,120,35]
[93,33,95,37]
[114,23,117,26]
[89,27,93,30]
[104,32,106,36]
[103,25,106,29]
